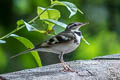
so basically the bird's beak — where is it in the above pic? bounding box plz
[81,22,89,26]
[78,22,89,29]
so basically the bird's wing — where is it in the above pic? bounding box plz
[35,31,75,49]
[10,31,75,59]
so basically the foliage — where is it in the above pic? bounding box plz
[9,34,42,67]
[0,0,83,72]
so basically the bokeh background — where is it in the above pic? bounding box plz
[0,0,120,74]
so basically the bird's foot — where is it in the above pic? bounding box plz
[61,63,94,76]
[62,63,75,72]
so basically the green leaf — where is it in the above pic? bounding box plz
[0,40,6,44]
[62,1,78,18]
[37,7,60,30]
[17,20,24,27]
[23,21,46,33]
[31,20,48,31]
[37,7,60,20]
[42,19,67,28]
[24,21,38,31]
[10,34,42,67]
[52,1,83,18]
[51,1,65,6]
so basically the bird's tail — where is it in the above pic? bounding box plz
[10,48,35,59]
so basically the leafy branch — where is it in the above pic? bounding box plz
[0,5,53,40]
[0,1,87,67]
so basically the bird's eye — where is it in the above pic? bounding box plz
[73,24,77,26]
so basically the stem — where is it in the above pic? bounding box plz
[81,35,90,45]
[0,5,53,40]
[0,26,23,40]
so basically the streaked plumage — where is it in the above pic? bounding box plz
[34,31,81,54]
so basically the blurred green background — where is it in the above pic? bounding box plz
[0,0,120,74]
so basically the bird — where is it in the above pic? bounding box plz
[10,22,89,72]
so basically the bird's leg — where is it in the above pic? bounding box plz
[58,53,93,75]
[58,53,75,72]
[58,53,94,76]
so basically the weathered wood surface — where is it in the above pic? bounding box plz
[0,54,120,80]
[94,53,120,60]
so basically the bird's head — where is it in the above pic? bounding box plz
[65,22,89,32]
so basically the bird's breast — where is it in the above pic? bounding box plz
[54,35,81,54]
[63,33,82,54]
